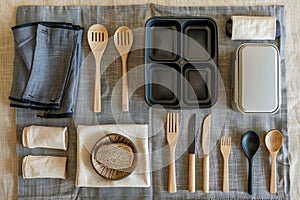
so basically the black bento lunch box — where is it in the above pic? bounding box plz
[144,17,218,108]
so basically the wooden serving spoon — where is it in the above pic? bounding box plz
[265,130,283,193]
[114,26,133,112]
[87,24,108,113]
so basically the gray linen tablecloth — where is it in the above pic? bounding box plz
[15,4,288,199]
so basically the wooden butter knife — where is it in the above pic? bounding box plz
[202,114,211,193]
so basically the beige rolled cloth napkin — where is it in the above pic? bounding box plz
[22,125,68,150]
[231,16,276,40]
[22,155,67,179]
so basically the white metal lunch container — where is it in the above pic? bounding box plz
[231,43,280,113]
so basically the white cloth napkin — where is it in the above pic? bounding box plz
[231,16,276,40]
[22,155,67,179]
[22,125,68,150]
[76,124,150,188]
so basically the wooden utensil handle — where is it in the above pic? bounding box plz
[168,146,177,193]
[121,55,129,112]
[203,154,209,193]
[188,154,195,192]
[94,58,101,113]
[223,156,229,192]
[270,154,277,193]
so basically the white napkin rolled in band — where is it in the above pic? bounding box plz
[22,125,68,150]
[22,155,67,179]
[231,16,276,40]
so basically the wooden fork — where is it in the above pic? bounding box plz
[166,112,179,193]
[114,26,133,112]
[220,136,231,192]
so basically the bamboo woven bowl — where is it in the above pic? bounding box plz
[91,133,138,180]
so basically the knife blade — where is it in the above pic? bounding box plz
[188,114,196,192]
[189,114,196,154]
[202,114,211,193]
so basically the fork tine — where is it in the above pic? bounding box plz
[170,113,173,132]
[167,113,170,132]
[175,113,178,132]
[172,113,175,132]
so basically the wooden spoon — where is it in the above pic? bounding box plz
[265,130,283,193]
[87,24,108,113]
[114,26,133,112]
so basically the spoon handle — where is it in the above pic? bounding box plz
[94,57,101,113]
[121,55,129,112]
[248,159,253,194]
[270,154,277,193]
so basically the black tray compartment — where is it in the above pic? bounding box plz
[145,63,180,106]
[146,19,181,62]
[182,63,218,107]
[182,19,218,61]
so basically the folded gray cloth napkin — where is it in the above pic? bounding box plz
[9,22,83,118]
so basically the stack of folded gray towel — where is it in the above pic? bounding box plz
[9,22,83,118]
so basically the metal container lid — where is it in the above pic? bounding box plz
[234,43,280,113]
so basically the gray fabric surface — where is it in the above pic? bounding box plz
[10,22,83,117]
[15,4,288,199]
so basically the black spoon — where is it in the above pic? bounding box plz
[241,131,260,194]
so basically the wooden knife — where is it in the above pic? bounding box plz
[188,114,196,192]
[202,114,211,193]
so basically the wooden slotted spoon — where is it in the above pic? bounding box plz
[87,24,108,113]
[114,26,133,112]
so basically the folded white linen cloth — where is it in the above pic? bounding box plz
[231,16,276,40]
[22,125,68,150]
[76,124,150,188]
[22,155,67,179]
